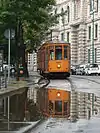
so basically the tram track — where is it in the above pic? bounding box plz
[37,76,74,91]
[37,75,100,93]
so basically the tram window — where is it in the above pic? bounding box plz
[64,46,67,59]
[49,46,54,60]
[55,101,62,112]
[50,50,54,60]
[55,46,62,60]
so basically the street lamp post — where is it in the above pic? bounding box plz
[4,29,15,82]
[8,29,11,83]
[90,0,95,116]
[4,29,15,130]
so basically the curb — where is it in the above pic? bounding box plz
[23,119,45,133]
[37,77,50,88]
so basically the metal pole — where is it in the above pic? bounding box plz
[92,93,94,115]
[91,0,94,64]
[4,98,6,116]
[4,69,7,116]
[8,96,10,130]
[0,75,1,89]
[92,2,94,64]
[8,29,11,83]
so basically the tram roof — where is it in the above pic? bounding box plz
[37,40,70,50]
[44,40,70,44]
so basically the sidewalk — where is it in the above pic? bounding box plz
[0,119,44,133]
[16,119,43,133]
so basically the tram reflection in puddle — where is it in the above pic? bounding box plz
[37,88,70,118]
[37,88,100,120]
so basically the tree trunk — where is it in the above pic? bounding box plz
[20,22,29,77]
[15,19,29,79]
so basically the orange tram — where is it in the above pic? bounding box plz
[37,88,70,118]
[37,41,71,78]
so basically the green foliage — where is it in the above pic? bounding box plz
[0,0,57,53]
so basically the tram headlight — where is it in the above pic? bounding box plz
[57,64,61,68]
[57,92,61,97]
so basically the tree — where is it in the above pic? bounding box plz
[0,0,57,78]
[0,0,56,48]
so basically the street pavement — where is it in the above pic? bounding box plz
[71,75,100,96]
[11,73,100,133]
[29,117,100,133]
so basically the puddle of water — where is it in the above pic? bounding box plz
[0,122,30,131]
[36,87,100,121]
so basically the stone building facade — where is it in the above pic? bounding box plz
[70,90,100,120]
[27,51,37,73]
[51,0,100,66]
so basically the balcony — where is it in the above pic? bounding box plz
[70,18,84,27]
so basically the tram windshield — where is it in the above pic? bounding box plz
[55,101,62,112]
[55,46,62,60]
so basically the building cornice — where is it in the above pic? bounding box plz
[86,17,100,24]
[70,18,85,27]
[56,0,70,6]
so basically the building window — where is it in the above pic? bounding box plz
[90,0,98,12]
[95,0,98,12]
[74,0,78,19]
[67,32,69,42]
[88,49,90,63]
[88,26,91,40]
[95,48,97,63]
[67,6,70,22]
[96,0,98,12]
[55,8,57,14]
[90,0,93,12]
[61,33,64,41]
[95,24,98,38]
[94,96,97,102]
[88,93,90,100]
[61,8,65,25]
